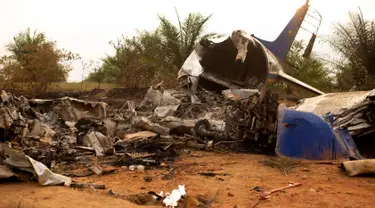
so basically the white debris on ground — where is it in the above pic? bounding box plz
[162,185,186,207]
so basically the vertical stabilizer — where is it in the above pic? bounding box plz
[254,1,309,61]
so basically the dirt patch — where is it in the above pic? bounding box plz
[1,152,375,208]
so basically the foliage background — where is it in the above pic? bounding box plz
[1,8,375,97]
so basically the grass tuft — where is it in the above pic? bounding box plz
[261,156,304,175]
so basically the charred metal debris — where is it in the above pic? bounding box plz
[0,83,279,181]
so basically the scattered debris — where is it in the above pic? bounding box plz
[161,168,176,180]
[132,117,170,136]
[251,182,302,208]
[0,78,281,183]
[0,143,71,186]
[252,186,263,192]
[129,165,145,172]
[0,165,16,179]
[259,182,301,200]
[1,56,375,208]
[340,159,375,176]
[82,131,108,156]
[144,176,153,182]
[162,185,186,207]
[70,182,105,190]
[121,131,157,142]
[88,164,116,176]
[126,192,162,206]
[222,89,259,101]
[199,172,230,177]
[302,167,310,172]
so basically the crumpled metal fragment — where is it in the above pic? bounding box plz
[194,119,232,141]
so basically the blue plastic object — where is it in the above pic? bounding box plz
[276,105,362,160]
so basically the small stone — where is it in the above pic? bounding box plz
[302,175,308,179]
[129,165,136,171]
[302,168,310,172]
[137,165,145,172]
[121,166,128,170]
[227,192,234,197]
[144,176,153,182]
[107,190,115,196]
[252,186,263,192]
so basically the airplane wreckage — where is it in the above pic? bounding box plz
[177,0,375,163]
[1,1,375,185]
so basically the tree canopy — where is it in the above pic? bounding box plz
[3,7,375,95]
[285,40,334,93]
[0,28,79,95]
[327,8,375,91]
[87,11,219,88]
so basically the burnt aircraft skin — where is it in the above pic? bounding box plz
[178,1,324,97]
[199,35,268,87]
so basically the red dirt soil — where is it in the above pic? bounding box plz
[1,152,375,208]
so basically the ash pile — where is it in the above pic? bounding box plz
[0,82,279,181]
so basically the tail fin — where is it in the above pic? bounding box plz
[254,1,309,61]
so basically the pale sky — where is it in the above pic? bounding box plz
[1,0,375,82]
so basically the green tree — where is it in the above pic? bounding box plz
[156,9,219,71]
[284,40,334,93]
[0,28,79,95]
[327,8,375,91]
[88,10,219,87]
[86,67,107,89]
[99,34,158,88]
